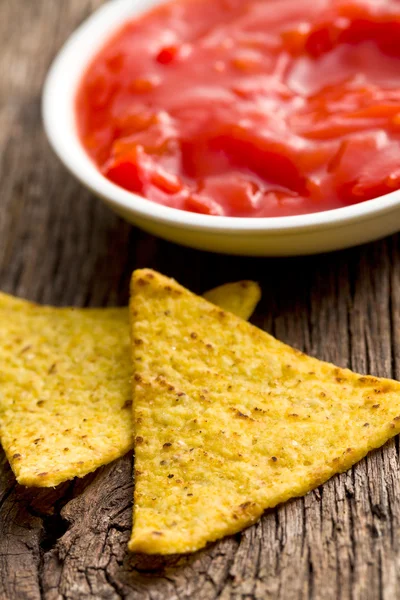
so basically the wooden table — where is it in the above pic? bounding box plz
[1,1,400,598]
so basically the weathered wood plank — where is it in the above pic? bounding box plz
[0,1,400,598]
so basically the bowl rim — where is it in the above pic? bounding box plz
[42,0,400,235]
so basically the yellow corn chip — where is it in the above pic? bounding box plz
[203,281,261,321]
[129,269,400,555]
[0,282,257,487]
[0,294,132,487]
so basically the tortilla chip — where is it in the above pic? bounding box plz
[0,294,132,487]
[0,282,257,487]
[203,281,261,321]
[129,269,400,555]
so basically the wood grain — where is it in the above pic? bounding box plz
[0,1,400,598]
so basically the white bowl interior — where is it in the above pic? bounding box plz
[43,0,400,236]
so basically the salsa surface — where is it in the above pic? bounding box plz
[77,0,400,218]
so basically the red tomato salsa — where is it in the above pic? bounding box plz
[76,0,400,218]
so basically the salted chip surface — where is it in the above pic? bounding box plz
[0,282,257,487]
[203,281,261,321]
[129,269,400,555]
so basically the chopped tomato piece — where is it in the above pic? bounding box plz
[104,148,183,195]
[199,175,261,216]
[156,45,180,64]
[305,24,336,58]
[156,44,191,65]
[184,194,224,215]
[209,128,309,195]
[104,151,144,193]
[352,145,400,199]
[151,170,183,194]
[329,133,400,202]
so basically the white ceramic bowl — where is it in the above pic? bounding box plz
[42,0,400,256]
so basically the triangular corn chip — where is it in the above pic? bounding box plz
[203,281,261,322]
[0,294,131,487]
[0,282,259,487]
[129,269,400,555]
